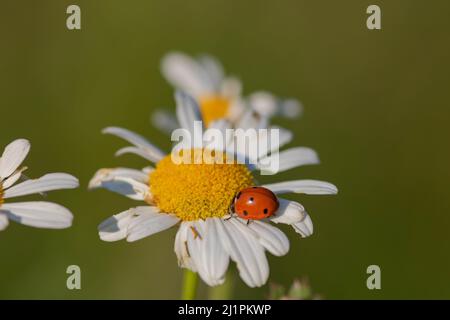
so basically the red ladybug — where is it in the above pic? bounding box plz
[232,186,279,220]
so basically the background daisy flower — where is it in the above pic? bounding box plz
[90,92,336,288]
[152,52,302,133]
[0,139,79,231]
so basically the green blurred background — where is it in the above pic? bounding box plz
[1,0,449,299]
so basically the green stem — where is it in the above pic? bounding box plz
[181,269,198,300]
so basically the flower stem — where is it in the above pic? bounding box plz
[181,270,198,300]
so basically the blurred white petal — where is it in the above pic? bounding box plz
[161,52,214,96]
[175,91,203,129]
[280,99,302,118]
[151,109,180,135]
[198,54,225,91]
[220,77,242,99]
[249,91,278,118]
[235,109,269,130]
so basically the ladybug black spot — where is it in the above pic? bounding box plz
[243,210,248,216]
[263,208,268,214]
[249,197,254,202]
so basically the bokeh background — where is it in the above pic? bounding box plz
[1,0,449,299]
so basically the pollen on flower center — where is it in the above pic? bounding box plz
[199,96,230,127]
[150,149,254,221]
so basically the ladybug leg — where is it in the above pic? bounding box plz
[225,201,235,220]
[246,219,252,225]
[229,201,235,214]
[225,211,237,220]
[190,226,202,240]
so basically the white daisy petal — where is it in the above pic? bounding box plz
[280,99,302,118]
[235,109,269,130]
[292,212,314,238]
[253,126,293,160]
[142,166,154,174]
[203,120,233,152]
[247,220,290,256]
[263,180,338,195]
[3,173,79,199]
[2,166,28,189]
[227,98,246,123]
[186,218,229,286]
[103,127,165,162]
[151,109,180,135]
[0,213,9,231]
[98,208,138,242]
[208,119,232,133]
[256,147,319,174]
[91,175,149,201]
[161,52,214,96]
[89,168,148,190]
[198,54,225,91]
[185,221,211,284]
[174,221,197,272]
[127,208,179,242]
[270,126,293,150]
[249,92,302,119]
[175,90,203,128]
[270,198,306,225]
[115,146,161,163]
[1,201,73,229]
[0,139,30,180]
[216,218,269,288]
[220,77,242,100]
[249,91,278,118]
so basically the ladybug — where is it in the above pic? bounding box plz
[232,186,279,220]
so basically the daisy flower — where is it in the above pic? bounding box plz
[0,139,79,231]
[90,92,337,288]
[152,52,302,133]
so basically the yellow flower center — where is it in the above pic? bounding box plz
[150,149,254,221]
[199,96,230,127]
[0,183,4,207]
